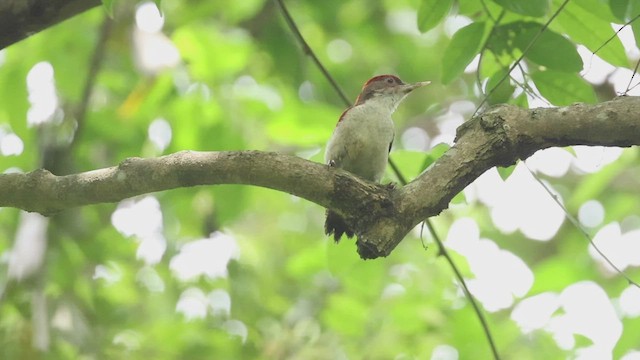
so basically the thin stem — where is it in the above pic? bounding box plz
[71,16,113,149]
[514,62,551,106]
[524,163,639,288]
[592,14,640,57]
[273,3,501,357]
[473,0,571,117]
[273,0,350,107]
[394,157,500,359]
[388,156,407,184]
[476,0,636,289]
[480,0,497,23]
[476,10,506,95]
[427,220,501,360]
[625,58,640,95]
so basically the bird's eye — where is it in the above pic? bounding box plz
[386,77,394,84]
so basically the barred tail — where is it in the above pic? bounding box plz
[324,210,354,243]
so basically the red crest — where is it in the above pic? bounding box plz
[362,74,403,89]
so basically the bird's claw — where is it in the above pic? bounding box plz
[385,182,397,190]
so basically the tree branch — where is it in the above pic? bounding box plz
[1,98,639,258]
[0,0,100,50]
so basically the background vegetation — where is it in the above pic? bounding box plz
[1,0,639,358]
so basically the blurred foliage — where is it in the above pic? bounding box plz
[1,0,640,359]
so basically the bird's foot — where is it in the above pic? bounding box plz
[384,182,397,190]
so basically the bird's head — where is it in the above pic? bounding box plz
[354,75,430,112]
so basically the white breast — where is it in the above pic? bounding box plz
[325,100,395,182]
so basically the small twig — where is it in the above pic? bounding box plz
[72,16,113,149]
[485,47,550,106]
[273,1,500,356]
[426,220,501,360]
[500,4,640,289]
[627,79,640,92]
[387,156,407,185]
[620,13,640,94]
[0,13,112,315]
[473,0,571,117]
[479,0,498,23]
[419,221,428,250]
[274,0,410,201]
[483,45,549,105]
[625,58,640,95]
[514,63,552,106]
[273,0,350,107]
[592,14,640,57]
[524,163,640,288]
[476,10,506,95]
[394,161,500,359]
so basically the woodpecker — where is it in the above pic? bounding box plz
[324,74,430,242]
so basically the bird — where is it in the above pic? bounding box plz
[324,74,430,242]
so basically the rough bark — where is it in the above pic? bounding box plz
[1,97,639,258]
[0,0,100,50]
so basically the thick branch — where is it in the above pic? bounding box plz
[373,96,640,256]
[401,96,640,223]
[0,0,100,50]
[1,98,639,258]
[0,151,346,213]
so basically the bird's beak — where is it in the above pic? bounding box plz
[399,81,431,93]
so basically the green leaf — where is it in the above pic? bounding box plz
[633,21,640,50]
[441,22,488,84]
[477,48,502,79]
[388,145,449,181]
[531,70,597,106]
[552,0,628,67]
[421,143,450,170]
[486,68,515,104]
[513,22,583,72]
[451,191,467,204]
[497,164,516,180]
[574,0,618,23]
[562,146,577,157]
[513,92,529,108]
[627,2,640,49]
[609,0,640,25]
[489,22,582,72]
[418,0,454,33]
[492,0,549,17]
[389,150,431,179]
[609,0,630,21]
